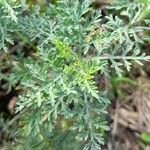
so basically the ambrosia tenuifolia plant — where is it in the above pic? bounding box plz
[0,0,150,149]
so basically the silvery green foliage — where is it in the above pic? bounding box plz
[0,0,18,50]
[0,0,150,149]
[93,0,150,76]
[0,0,27,51]
[13,2,110,149]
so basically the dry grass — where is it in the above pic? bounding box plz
[108,76,150,150]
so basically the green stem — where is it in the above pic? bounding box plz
[96,56,150,60]
[84,90,94,140]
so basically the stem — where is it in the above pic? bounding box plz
[84,90,94,139]
[97,56,150,60]
[0,42,24,60]
[0,31,38,60]
[1,108,27,132]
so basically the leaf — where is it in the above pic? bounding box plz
[140,133,150,143]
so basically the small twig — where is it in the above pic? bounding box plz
[96,56,150,60]
[1,108,26,132]
[0,42,24,60]
[112,100,120,135]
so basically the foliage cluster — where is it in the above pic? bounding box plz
[0,0,150,149]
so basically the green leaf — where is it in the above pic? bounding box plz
[140,133,150,143]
